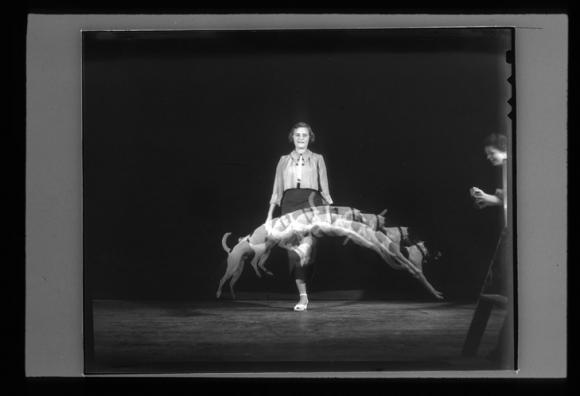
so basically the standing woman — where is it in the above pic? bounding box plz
[266,122,333,311]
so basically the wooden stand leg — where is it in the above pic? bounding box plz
[462,228,513,362]
[462,298,494,357]
[487,299,514,367]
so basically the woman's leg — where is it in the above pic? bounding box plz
[290,237,319,310]
[288,250,309,310]
[295,279,309,305]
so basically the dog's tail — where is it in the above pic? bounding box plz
[221,232,232,253]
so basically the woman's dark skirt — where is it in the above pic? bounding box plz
[280,188,325,282]
[280,188,326,215]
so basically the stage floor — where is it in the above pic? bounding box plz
[88,298,508,373]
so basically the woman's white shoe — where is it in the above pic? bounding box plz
[294,293,309,311]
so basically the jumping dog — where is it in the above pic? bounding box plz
[217,205,441,299]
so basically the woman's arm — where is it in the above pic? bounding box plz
[471,186,502,209]
[267,203,276,222]
[318,155,333,205]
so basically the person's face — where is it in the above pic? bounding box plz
[292,127,310,150]
[484,146,507,166]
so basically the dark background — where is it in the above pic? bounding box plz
[83,28,512,301]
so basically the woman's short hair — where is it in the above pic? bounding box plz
[288,122,316,144]
[483,133,507,152]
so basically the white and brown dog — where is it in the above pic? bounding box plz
[217,224,276,299]
[217,205,441,299]
[217,206,387,299]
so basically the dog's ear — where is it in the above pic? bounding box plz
[422,242,442,263]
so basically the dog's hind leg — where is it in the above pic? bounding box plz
[229,263,245,300]
[216,256,238,299]
[249,254,263,278]
[257,250,273,276]
[216,257,231,299]
[216,273,229,299]
[248,243,267,278]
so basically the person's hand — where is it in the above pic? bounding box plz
[474,192,502,209]
[470,186,485,198]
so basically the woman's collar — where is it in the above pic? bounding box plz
[290,148,313,161]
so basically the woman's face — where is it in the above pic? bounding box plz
[292,127,310,151]
[484,146,507,166]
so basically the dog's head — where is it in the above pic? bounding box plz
[406,241,442,270]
